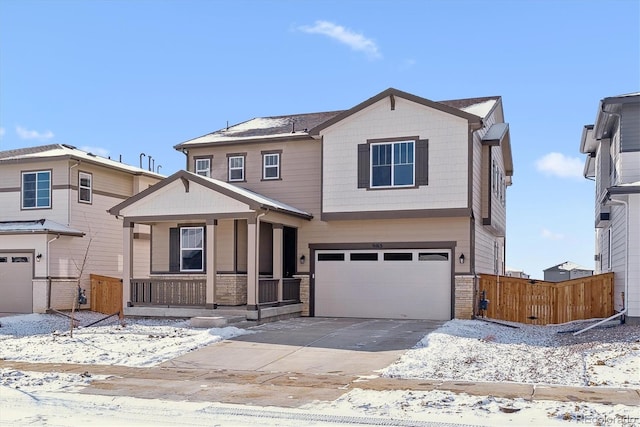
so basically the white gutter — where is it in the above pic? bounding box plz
[46,233,61,309]
[574,196,629,335]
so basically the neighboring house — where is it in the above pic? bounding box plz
[0,144,163,314]
[580,92,640,324]
[505,268,530,279]
[543,261,593,282]
[109,88,513,321]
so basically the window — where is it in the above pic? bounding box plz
[22,170,51,209]
[371,141,414,187]
[317,253,345,261]
[607,227,612,270]
[350,253,378,261]
[263,152,280,180]
[419,253,449,261]
[180,227,204,271]
[358,138,427,189]
[228,156,245,181]
[78,171,92,203]
[12,256,29,263]
[195,158,211,177]
[383,252,413,261]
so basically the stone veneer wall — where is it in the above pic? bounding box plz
[295,274,310,316]
[454,275,477,319]
[215,274,247,306]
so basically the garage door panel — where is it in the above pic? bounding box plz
[315,249,451,320]
[0,253,33,314]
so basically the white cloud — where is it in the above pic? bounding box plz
[79,145,110,157]
[16,125,54,141]
[535,152,583,179]
[298,20,382,59]
[541,228,565,241]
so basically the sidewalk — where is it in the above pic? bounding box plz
[2,360,638,408]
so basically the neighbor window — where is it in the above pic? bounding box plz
[195,158,211,177]
[228,155,245,181]
[180,226,204,272]
[371,141,414,187]
[22,170,51,209]
[78,171,92,203]
[262,152,280,180]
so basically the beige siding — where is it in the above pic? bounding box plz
[187,139,321,216]
[151,223,171,272]
[320,96,469,213]
[215,219,236,272]
[0,160,70,224]
[298,216,470,274]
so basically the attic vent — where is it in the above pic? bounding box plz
[390,94,395,110]
[291,122,295,133]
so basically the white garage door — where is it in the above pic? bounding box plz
[0,253,33,313]
[314,249,451,320]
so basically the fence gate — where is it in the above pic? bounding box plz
[478,273,614,325]
[90,274,123,318]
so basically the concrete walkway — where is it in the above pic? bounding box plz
[1,317,638,408]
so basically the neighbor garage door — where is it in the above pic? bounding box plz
[314,248,451,320]
[0,252,33,313]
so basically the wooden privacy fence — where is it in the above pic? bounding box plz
[478,273,614,325]
[90,274,123,318]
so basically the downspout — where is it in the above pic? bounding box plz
[574,196,628,335]
[46,234,61,310]
[68,161,80,226]
[254,210,267,320]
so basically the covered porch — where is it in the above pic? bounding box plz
[109,170,312,321]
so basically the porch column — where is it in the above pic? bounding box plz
[247,217,258,307]
[206,219,217,309]
[122,221,134,307]
[273,224,283,302]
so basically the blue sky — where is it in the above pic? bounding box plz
[1,0,638,278]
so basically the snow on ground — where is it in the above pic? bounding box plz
[1,312,639,426]
[382,318,640,388]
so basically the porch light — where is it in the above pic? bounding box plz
[299,254,306,264]
[459,253,465,264]
[36,253,42,262]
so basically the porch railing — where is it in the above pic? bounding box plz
[258,278,301,305]
[130,278,206,306]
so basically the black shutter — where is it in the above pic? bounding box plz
[416,139,429,186]
[357,143,370,188]
[169,228,180,272]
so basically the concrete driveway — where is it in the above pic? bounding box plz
[161,317,444,376]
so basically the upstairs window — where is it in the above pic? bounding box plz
[78,171,92,203]
[371,141,414,187]
[22,170,51,209]
[358,138,427,189]
[195,157,211,177]
[228,155,245,182]
[262,152,280,180]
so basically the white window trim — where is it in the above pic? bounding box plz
[228,156,245,181]
[78,171,92,204]
[370,140,415,188]
[607,227,613,271]
[195,158,211,177]
[180,226,204,272]
[263,153,280,180]
[22,170,51,209]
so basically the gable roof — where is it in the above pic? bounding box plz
[109,170,313,220]
[309,88,490,136]
[175,88,504,150]
[0,144,164,178]
[0,219,84,237]
[543,261,593,272]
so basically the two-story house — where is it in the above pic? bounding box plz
[580,92,640,324]
[0,144,163,314]
[109,88,513,321]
